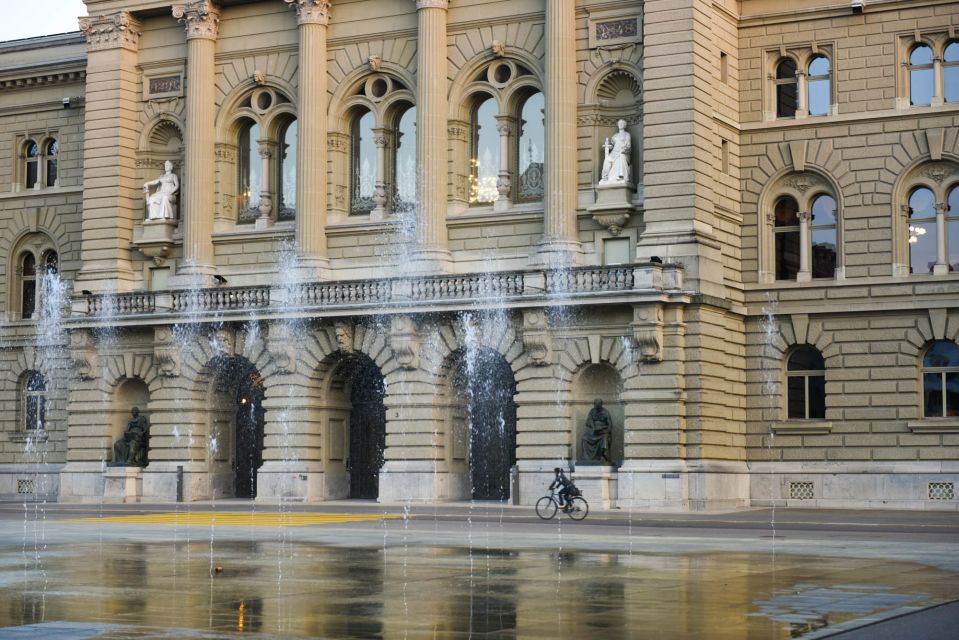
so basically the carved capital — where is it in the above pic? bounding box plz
[448,120,470,142]
[267,323,298,374]
[284,0,332,25]
[521,309,552,366]
[936,202,949,215]
[328,132,349,152]
[334,320,354,353]
[215,143,237,163]
[415,0,449,9]
[257,140,277,159]
[69,330,97,381]
[631,304,663,363]
[172,1,220,40]
[797,210,811,223]
[389,315,420,370]
[495,116,514,136]
[154,326,180,377]
[78,11,141,52]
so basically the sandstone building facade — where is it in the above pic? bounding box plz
[0,0,957,510]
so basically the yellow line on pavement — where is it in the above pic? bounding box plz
[65,511,403,528]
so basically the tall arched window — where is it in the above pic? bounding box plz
[908,187,937,274]
[277,119,297,222]
[787,346,826,420]
[807,56,831,117]
[774,196,800,280]
[237,121,262,222]
[45,139,59,187]
[909,44,935,106]
[470,96,499,205]
[393,106,416,213]
[810,194,837,278]
[945,43,959,103]
[517,91,544,203]
[21,371,47,431]
[24,140,39,189]
[922,340,959,418]
[775,58,798,118]
[20,253,37,319]
[351,109,376,215]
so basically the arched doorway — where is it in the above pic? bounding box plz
[326,355,386,500]
[449,348,518,501]
[209,356,265,499]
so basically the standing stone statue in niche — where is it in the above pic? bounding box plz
[112,407,150,467]
[581,398,613,464]
[143,160,179,220]
[599,119,632,186]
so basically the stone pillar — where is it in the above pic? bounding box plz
[797,210,811,282]
[494,116,513,211]
[76,12,142,293]
[285,0,331,276]
[932,56,944,107]
[255,139,275,230]
[537,0,582,265]
[411,0,451,270]
[172,1,220,280]
[934,202,949,275]
[795,70,808,118]
[371,128,390,221]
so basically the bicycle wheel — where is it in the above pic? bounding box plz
[535,496,558,520]
[566,496,588,521]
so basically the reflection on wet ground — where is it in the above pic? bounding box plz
[0,542,956,639]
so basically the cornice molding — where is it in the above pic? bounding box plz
[0,58,87,90]
[78,11,141,52]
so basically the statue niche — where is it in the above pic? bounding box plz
[143,160,179,221]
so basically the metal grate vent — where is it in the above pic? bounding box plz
[928,482,955,500]
[789,481,814,500]
[16,479,34,495]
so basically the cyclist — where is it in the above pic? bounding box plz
[549,467,573,511]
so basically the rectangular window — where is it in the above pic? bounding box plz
[604,238,631,265]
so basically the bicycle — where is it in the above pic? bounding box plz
[535,488,588,521]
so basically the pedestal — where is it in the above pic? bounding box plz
[574,465,618,510]
[133,219,177,261]
[104,466,143,503]
[589,183,636,236]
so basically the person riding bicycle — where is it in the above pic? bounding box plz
[550,467,574,511]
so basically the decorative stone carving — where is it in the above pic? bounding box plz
[253,70,267,85]
[592,213,630,235]
[447,121,470,142]
[334,320,354,353]
[521,309,552,366]
[215,144,237,163]
[491,40,506,57]
[599,119,632,186]
[920,163,955,185]
[368,55,383,71]
[390,316,420,369]
[154,326,180,378]
[143,160,179,221]
[69,330,97,381]
[172,1,220,40]
[78,11,141,52]
[284,0,332,25]
[781,173,822,194]
[267,323,297,374]
[631,304,663,363]
[212,327,236,357]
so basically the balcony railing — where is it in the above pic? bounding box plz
[171,286,271,312]
[410,272,525,301]
[86,292,156,316]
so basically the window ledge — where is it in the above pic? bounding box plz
[9,431,48,443]
[772,421,832,435]
[908,419,959,433]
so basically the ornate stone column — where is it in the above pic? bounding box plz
[172,1,220,280]
[934,202,949,275]
[371,128,390,221]
[285,0,331,275]
[255,139,275,229]
[538,0,582,265]
[795,69,808,118]
[75,11,142,293]
[412,0,451,270]
[932,56,944,107]
[797,210,811,282]
[494,116,513,211]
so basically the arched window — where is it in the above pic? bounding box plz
[470,96,499,205]
[24,140,39,189]
[787,346,825,420]
[45,139,59,187]
[775,58,798,118]
[774,196,800,280]
[20,252,37,319]
[351,109,376,215]
[236,121,261,222]
[948,185,959,271]
[810,194,837,278]
[21,371,47,431]
[807,56,831,117]
[393,106,416,213]
[908,187,937,274]
[517,91,544,203]
[909,44,935,106]
[946,43,959,104]
[922,340,959,418]
[277,119,296,222]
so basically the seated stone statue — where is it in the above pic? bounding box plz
[599,119,632,186]
[113,407,150,467]
[143,160,179,221]
[581,398,613,464]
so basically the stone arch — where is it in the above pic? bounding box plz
[328,65,416,133]
[5,230,61,321]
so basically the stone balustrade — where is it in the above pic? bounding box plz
[74,263,685,321]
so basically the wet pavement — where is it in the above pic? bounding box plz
[0,503,955,639]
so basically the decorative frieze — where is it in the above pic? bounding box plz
[284,0,332,25]
[172,1,220,40]
[390,316,420,370]
[521,309,552,366]
[78,11,141,52]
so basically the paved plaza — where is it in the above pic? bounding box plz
[0,502,955,639]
